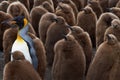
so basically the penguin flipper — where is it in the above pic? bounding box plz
[28,32,47,80]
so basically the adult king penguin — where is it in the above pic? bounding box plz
[3,16,38,70]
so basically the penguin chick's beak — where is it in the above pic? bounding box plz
[67,25,73,31]
[6,20,16,25]
[62,34,67,41]
[106,34,111,40]
[52,18,58,22]
[112,24,118,28]
[106,8,112,12]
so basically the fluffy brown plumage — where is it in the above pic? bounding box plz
[72,0,88,10]
[0,11,12,51]
[7,1,30,21]
[96,12,119,48]
[3,51,42,80]
[57,0,78,20]
[108,0,119,8]
[98,0,109,12]
[105,19,120,42]
[28,32,47,80]
[77,6,97,47]
[86,34,120,80]
[52,34,86,80]
[45,16,70,66]
[56,3,76,26]
[41,1,54,13]
[39,12,57,44]
[71,0,82,11]
[0,1,10,12]
[68,26,92,75]
[108,7,120,18]
[87,0,103,18]
[30,6,48,37]
[8,0,30,11]
[33,0,53,8]
[3,27,18,64]
[18,0,30,12]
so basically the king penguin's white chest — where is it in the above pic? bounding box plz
[11,35,32,63]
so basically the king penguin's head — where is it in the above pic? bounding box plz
[2,16,28,30]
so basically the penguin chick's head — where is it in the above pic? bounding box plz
[111,19,120,29]
[12,51,25,60]
[104,34,118,45]
[2,16,28,29]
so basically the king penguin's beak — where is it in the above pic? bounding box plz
[1,19,17,27]
[2,20,16,25]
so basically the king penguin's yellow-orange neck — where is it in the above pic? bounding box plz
[23,18,28,27]
[16,34,24,42]
[16,18,28,42]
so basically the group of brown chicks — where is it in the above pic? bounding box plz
[0,0,120,80]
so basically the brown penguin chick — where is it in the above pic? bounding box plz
[68,26,92,75]
[28,32,47,80]
[3,27,18,64]
[108,7,120,18]
[0,1,10,12]
[12,51,25,60]
[52,34,86,80]
[18,0,30,12]
[33,0,53,8]
[86,34,120,80]
[41,1,54,13]
[0,11,12,51]
[87,0,103,18]
[39,12,57,44]
[8,0,30,12]
[80,0,88,8]
[108,0,119,8]
[76,6,97,48]
[105,19,120,42]
[3,51,42,80]
[3,23,36,64]
[7,1,30,22]
[56,3,76,26]
[30,6,48,37]
[96,12,119,48]
[98,0,109,12]
[57,0,78,20]
[71,0,83,11]
[45,16,70,66]
[72,0,88,9]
